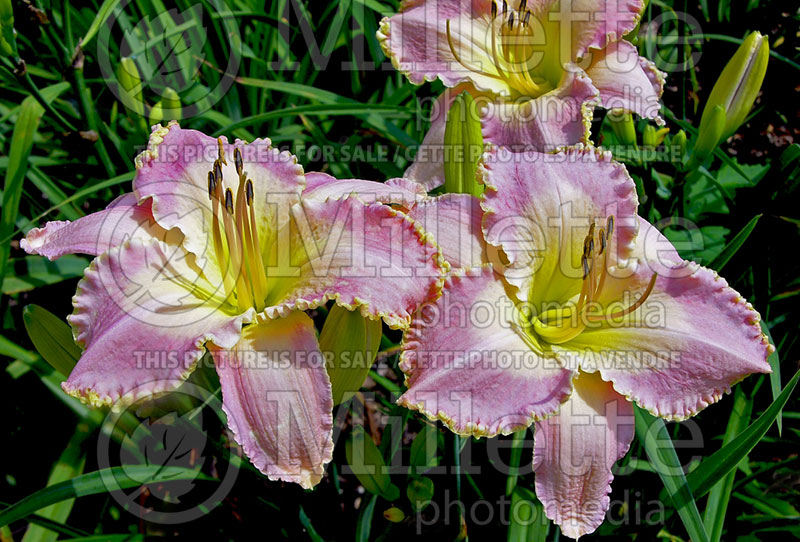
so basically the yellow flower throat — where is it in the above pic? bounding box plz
[446,0,556,98]
[529,216,659,345]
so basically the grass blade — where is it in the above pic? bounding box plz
[708,214,761,271]
[22,422,91,542]
[687,369,800,499]
[0,95,45,286]
[634,407,710,542]
[701,386,752,542]
[759,321,783,434]
[0,466,216,528]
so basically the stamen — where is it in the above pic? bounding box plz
[245,179,254,205]
[208,171,215,199]
[502,0,507,14]
[246,178,268,309]
[606,215,614,239]
[491,0,497,19]
[598,227,606,255]
[234,147,243,177]
[213,159,223,185]
[519,0,527,11]
[508,11,514,29]
[588,273,658,322]
[523,10,530,27]
[446,19,504,81]
[217,138,227,165]
[225,188,234,214]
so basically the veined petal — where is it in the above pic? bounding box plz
[566,217,773,420]
[133,122,305,279]
[263,196,445,329]
[378,0,508,93]
[480,146,638,306]
[211,311,334,489]
[552,0,645,58]
[399,266,575,437]
[303,171,426,208]
[406,193,486,269]
[480,70,599,152]
[64,239,248,407]
[21,193,174,260]
[586,40,665,122]
[533,370,634,539]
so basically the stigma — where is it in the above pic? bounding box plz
[529,216,658,345]
[445,0,554,99]
[207,138,267,313]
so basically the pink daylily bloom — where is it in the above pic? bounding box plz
[378,0,664,188]
[22,122,444,489]
[397,147,772,537]
[301,173,486,270]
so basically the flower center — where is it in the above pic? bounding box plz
[528,216,658,345]
[207,138,268,313]
[446,0,557,99]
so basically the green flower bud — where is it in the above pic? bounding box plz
[116,57,144,116]
[319,304,382,405]
[0,0,18,57]
[161,87,181,122]
[699,31,769,143]
[443,91,483,197]
[673,129,687,158]
[690,104,726,169]
[607,109,637,149]
[148,100,164,128]
[383,507,405,523]
[642,124,657,147]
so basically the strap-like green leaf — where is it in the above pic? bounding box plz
[0,466,216,528]
[708,214,761,271]
[22,304,81,377]
[687,368,800,499]
[634,407,710,542]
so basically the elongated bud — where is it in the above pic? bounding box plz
[443,91,484,197]
[0,0,17,57]
[608,109,637,148]
[690,104,726,169]
[673,129,687,158]
[319,305,382,405]
[699,31,769,143]
[642,124,657,147]
[117,57,144,116]
[161,87,181,122]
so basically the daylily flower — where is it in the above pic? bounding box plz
[378,0,665,189]
[397,146,772,537]
[303,171,486,270]
[22,122,444,488]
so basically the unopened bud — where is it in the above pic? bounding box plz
[443,91,484,197]
[699,31,769,143]
[608,109,637,148]
[319,305,382,405]
[0,0,18,57]
[116,57,143,116]
[690,104,726,169]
